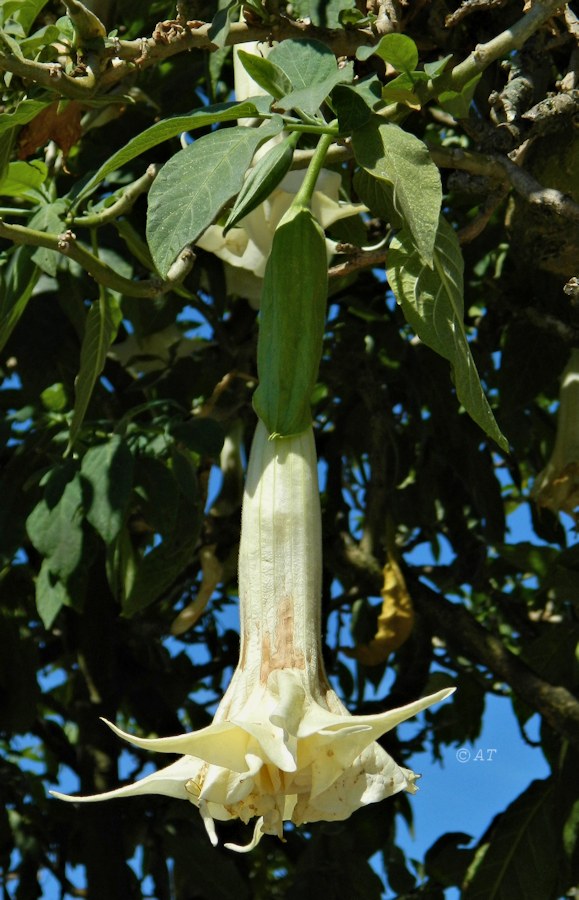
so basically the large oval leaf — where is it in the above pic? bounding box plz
[269,39,353,115]
[73,100,263,205]
[387,216,508,450]
[352,116,441,266]
[146,118,284,278]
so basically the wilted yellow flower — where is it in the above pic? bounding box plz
[52,422,453,850]
[532,349,579,517]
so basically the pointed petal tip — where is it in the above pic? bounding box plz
[49,789,75,802]
[438,686,456,700]
[224,817,265,853]
[49,789,105,803]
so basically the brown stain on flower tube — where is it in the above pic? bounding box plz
[260,595,305,681]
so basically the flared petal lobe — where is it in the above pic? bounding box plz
[51,424,454,850]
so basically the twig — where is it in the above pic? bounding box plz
[329,247,387,278]
[99,18,378,91]
[457,185,509,244]
[443,0,569,94]
[412,577,579,749]
[429,145,579,222]
[0,53,97,99]
[71,164,160,227]
[0,219,194,297]
[291,143,352,170]
[445,0,509,29]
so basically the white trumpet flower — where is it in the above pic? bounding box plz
[532,348,579,517]
[197,169,364,306]
[52,422,454,851]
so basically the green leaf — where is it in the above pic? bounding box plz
[352,117,441,265]
[36,561,70,628]
[207,0,239,49]
[2,0,51,34]
[270,38,336,88]
[123,502,201,616]
[0,126,15,181]
[381,71,428,107]
[67,293,123,450]
[464,779,560,900]
[134,457,179,536]
[269,39,353,115]
[356,33,419,73]
[0,244,39,353]
[253,205,328,436]
[235,49,292,100]
[332,79,383,133]
[146,118,284,278]
[19,22,62,54]
[29,200,67,276]
[0,100,51,137]
[0,159,47,201]
[276,64,354,116]
[40,382,68,411]
[171,446,198,504]
[224,135,296,233]
[73,100,263,205]
[169,418,225,457]
[424,54,453,77]
[387,217,508,450]
[438,74,481,118]
[0,28,24,59]
[80,436,134,544]
[425,833,475,888]
[26,471,84,580]
[353,168,402,226]
[521,623,579,691]
[0,204,69,348]
[339,8,373,26]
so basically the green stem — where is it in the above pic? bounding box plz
[0,51,97,99]
[0,207,34,217]
[285,122,339,136]
[71,165,159,228]
[0,218,169,297]
[445,0,563,92]
[292,130,334,209]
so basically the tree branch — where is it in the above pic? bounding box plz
[0,52,97,99]
[333,533,579,749]
[411,578,579,749]
[429,145,579,222]
[445,0,569,92]
[70,164,160,228]
[0,218,194,297]
[329,247,387,278]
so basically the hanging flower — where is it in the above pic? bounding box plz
[532,348,579,517]
[52,422,454,851]
[197,169,364,306]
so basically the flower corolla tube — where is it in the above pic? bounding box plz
[532,348,579,517]
[52,422,454,851]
